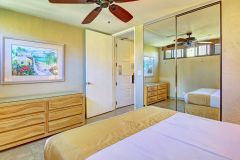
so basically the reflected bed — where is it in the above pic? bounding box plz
[184,88,220,120]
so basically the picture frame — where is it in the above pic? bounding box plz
[1,37,65,84]
[144,56,154,77]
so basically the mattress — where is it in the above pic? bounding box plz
[44,106,176,160]
[184,88,220,108]
[87,113,240,160]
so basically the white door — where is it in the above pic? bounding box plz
[86,30,114,118]
[116,39,134,108]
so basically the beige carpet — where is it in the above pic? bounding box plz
[152,99,186,113]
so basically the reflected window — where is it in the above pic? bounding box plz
[198,45,211,56]
[207,45,212,55]
[186,47,196,57]
[198,45,207,56]
[164,50,172,59]
[214,43,221,54]
[164,43,220,60]
[176,49,184,58]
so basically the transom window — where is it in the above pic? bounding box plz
[163,44,220,60]
[186,47,196,57]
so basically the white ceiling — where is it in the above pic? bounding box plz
[144,4,221,47]
[0,0,216,34]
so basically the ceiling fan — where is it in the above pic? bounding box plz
[49,0,138,24]
[167,32,212,48]
[177,32,196,43]
[166,32,194,48]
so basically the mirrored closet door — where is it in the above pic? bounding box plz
[176,3,221,120]
[143,2,222,121]
[143,17,177,111]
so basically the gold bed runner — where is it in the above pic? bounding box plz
[44,106,176,160]
[185,103,220,120]
[188,94,211,106]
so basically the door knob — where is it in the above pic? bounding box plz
[86,82,93,85]
[132,74,134,84]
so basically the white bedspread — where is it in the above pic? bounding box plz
[184,88,220,108]
[210,89,221,108]
[87,113,240,160]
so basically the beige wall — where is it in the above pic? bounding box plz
[0,9,85,99]
[158,49,176,98]
[222,0,240,124]
[144,44,159,83]
[159,49,220,99]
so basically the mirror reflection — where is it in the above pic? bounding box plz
[144,17,177,111]
[177,4,221,120]
[143,3,221,121]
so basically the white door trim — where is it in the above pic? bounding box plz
[112,27,135,37]
[112,28,135,109]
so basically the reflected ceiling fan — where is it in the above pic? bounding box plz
[167,32,212,48]
[49,0,138,24]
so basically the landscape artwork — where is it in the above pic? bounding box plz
[144,56,154,77]
[2,38,65,84]
[11,45,58,76]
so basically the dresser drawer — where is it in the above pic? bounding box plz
[49,105,84,121]
[158,89,167,95]
[158,84,167,90]
[147,96,158,104]
[48,114,84,132]
[0,113,45,133]
[0,124,45,146]
[158,94,167,100]
[147,86,158,91]
[147,91,158,97]
[0,102,46,120]
[49,94,83,110]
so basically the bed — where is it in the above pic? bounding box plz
[44,106,240,160]
[184,88,220,120]
[44,106,176,160]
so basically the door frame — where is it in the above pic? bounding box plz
[112,27,136,110]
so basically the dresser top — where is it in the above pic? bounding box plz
[0,91,82,104]
[144,82,167,87]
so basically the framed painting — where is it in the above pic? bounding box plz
[1,37,65,84]
[144,56,154,77]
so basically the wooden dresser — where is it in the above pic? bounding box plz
[144,82,168,106]
[0,93,85,151]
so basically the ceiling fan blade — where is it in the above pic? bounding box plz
[167,44,175,48]
[49,0,96,3]
[177,38,187,42]
[82,7,102,24]
[109,4,133,23]
[187,37,196,41]
[167,42,186,48]
[113,0,138,3]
